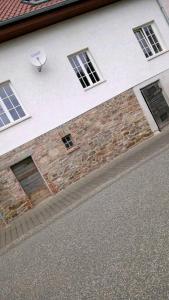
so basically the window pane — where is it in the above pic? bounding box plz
[93,71,100,82]
[148,36,154,45]
[69,56,80,69]
[79,52,86,64]
[148,25,154,34]
[152,44,159,54]
[69,55,90,88]
[79,52,100,83]
[135,29,153,57]
[9,109,19,121]
[0,88,6,99]
[144,26,149,36]
[0,104,5,115]
[152,34,158,44]
[0,119,4,127]
[75,68,85,79]
[135,30,143,40]
[144,24,162,54]
[83,76,90,87]
[79,78,86,88]
[89,73,97,84]
[1,113,10,125]
[88,62,95,73]
[3,98,13,110]
[157,43,162,52]
[10,95,20,107]
[16,106,25,118]
[4,84,13,96]
[84,52,90,63]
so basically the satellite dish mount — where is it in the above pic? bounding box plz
[30,49,47,72]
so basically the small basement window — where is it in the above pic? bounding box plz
[62,134,74,149]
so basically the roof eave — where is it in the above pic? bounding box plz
[0,0,80,27]
[0,0,120,44]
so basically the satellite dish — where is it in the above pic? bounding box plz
[30,49,47,72]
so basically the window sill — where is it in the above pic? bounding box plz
[66,145,80,154]
[0,115,31,132]
[147,50,169,61]
[84,80,106,91]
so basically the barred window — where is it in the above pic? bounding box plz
[0,82,26,129]
[134,23,163,58]
[68,50,100,89]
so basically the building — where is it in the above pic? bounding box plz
[0,0,169,222]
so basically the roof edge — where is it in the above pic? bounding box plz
[0,0,80,26]
[0,0,120,44]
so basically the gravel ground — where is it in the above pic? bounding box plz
[1,145,169,299]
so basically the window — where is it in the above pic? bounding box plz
[0,82,26,129]
[62,134,74,149]
[68,50,100,89]
[134,23,163,58]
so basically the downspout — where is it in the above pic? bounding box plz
[156,0,169,26]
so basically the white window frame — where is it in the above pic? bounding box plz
[0,81,30,132]
[68,49,104,90]
[134,22,165,59]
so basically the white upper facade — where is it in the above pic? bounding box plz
[160,0,169,17]
[1,0,169,155]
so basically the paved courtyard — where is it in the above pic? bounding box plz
[1,130,169,299]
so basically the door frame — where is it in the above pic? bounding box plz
[133,78,165,134]
[11,155,53,198]
[140,80,167,131]
[32,155,53,195]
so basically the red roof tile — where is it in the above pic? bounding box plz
[0,0,69,22]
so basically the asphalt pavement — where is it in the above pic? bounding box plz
[1,130,169,299]
[1,127,169,252]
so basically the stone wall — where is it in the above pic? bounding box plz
[0,89,152,224]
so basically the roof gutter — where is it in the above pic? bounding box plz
[156,0,169,26]
[0,0,80,27]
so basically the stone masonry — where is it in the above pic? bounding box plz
[0,89,152,224]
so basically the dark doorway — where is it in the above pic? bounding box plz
[141,81,169,130]
[11,157,50,204]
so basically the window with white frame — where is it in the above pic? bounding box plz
[134,23,163,58]
[68,50,100,89]
[0,82,26,129]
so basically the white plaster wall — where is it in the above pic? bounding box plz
[160,0,169,16]
[1,0,169,155]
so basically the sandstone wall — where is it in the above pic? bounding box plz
[0,89,152,223]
